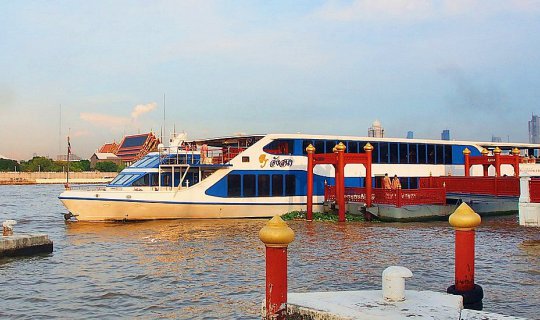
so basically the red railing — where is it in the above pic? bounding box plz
[419,176,519,197]
[529,179,540,203]
[324,185,445,208]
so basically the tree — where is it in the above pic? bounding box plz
[95,161,119,172]
[0,159,19,172]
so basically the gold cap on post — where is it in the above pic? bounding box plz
[462,148,471,155]
[336,142,346,152]
[306,144,315,153]
[511,147,520,155]
[449,203,481,231]
[363,143,373,151]
[481,148,489,156]
[259,215,295,247]
[493,147,502,154]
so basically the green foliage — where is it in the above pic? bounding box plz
[95,161,119,172]
[16,156,91,172]
[0,158,19,172]
[281,211,371,222]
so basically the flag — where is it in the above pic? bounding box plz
[67,136,71,155]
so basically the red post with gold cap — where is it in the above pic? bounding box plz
[447,203,483,310]
[306,144,315,221]
[364,143,373,207]
[336,142,346,222]
[493,147,501,177]
[463,148,471,177]
[259,216,295,320]
[512,148,520,177]
[481,149,489,177]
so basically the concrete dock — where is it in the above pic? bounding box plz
[1,234,53,257]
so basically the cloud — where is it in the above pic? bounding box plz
[314,0,540,22]
[80,113,130,128]
[81,102,158,129]
[131,102,157,119]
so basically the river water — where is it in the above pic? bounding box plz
[0,184,538,319]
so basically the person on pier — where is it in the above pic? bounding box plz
[391,174,401,190]
[383,173,392,189]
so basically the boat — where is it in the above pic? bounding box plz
[59,132,540,221]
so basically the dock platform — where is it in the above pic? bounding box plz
[1,234,53,257]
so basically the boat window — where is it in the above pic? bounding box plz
[272,175,284,196]
[379,143,389,164]
[418,144,426,164]
[110,174,125,185]
[347,141,359,153]
[263,139,294,155]
[132,174,149,187]
[427,144,435,164]
[390,143,398,163]
[285,174,296,196]
[436,145,444,164]
[409,177,418,189]
[371,142,379,163]
[409,144,417,164]
[227,174,241,197]
[444,145,452,164]
[325,140,337,153]
[243,175,256,197]
[116,174,134,185]
[314,140,325,154]
[399,143,408,164]
[258,175,270,197]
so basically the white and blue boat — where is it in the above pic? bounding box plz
[59,132,540,221]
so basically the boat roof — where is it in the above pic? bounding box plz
[188,133,540,149]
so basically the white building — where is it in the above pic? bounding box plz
[368,120,384,138]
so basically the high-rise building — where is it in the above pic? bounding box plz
[529,114,540,144]
[406,131,414,139]
[441,129,450,141]
[491,135,502,143]
[368,120,384,138]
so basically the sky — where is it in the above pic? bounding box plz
[1,0,540,160]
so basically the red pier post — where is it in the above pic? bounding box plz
[512,147,520,177]
[494,147,501,177]
[481,149,489,177]
[447,203,483,310]
[336,142,346,222]
[306,144,315,221]
[259,216,295,320]
[463,148,471,177]
[364,143,373,207]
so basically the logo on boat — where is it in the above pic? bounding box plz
[259,154,294,168]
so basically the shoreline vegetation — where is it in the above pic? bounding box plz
[281,211,375,222]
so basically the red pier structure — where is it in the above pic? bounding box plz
[305,142,373,222]
[463,147,521,177]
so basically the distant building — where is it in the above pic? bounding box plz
[491,135,502,143]
[57,154,82,161]
[406,131,414,139]
[529,114,540,144]
[115,132,160,165]
[441,129,450,141]
[90,153,122,169]
[368,120,384,138]
[98,142,119,154]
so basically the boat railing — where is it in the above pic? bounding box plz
[65,184,108,191]
[418,176,520,197]
[158,145,247,165]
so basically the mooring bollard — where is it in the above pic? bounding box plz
[447,203,484,310]
[2,220,16,236]
[259,215,295,320]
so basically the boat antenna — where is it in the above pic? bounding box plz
[163,93,166,142]
[59,104,62,156]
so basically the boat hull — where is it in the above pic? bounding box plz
[59,191,316,221]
